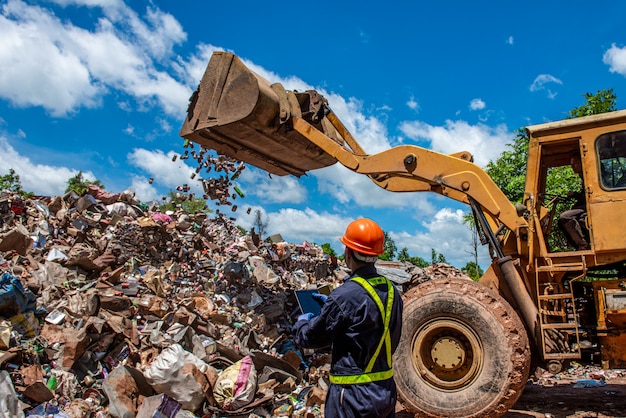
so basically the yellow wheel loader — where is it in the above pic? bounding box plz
[180,52,626,417]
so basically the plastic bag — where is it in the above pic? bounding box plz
[213,355,257,411]
[248,257,278,285]
[0,272,37,316]
[0,370,25,418]
[143,344,209,411]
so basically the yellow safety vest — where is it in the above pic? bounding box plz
[329,276,395,385]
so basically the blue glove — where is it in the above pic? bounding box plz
[312,292,328,303]
[298,312,314,322]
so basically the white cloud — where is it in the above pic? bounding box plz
[391,206,490,268]
[407,96,419,112]
[232,205,352,248]
[123,124,134,135]
[50,0,186,60]
[313,164,436,216]
[325,93,392,154]
[267,207,352,246]
[49,0,124,7]
[530,74,562,99]
[0,2,102,116]
[173,43,224,87]
[241,169,308,204]
[0,135,90,195]
[506,35,514,45]
[126,148,199,193]
[469,98,486,111]
[603,43,626,76]
[0,0,191,116]
[399,119,510,167]
[129,175,159,202]
[530,74,562,91]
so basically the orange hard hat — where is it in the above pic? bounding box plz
[339,218,385,255]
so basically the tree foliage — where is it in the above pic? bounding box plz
[485,128,529,203]
[398,247,429,267]
[567,89,617,118]
[431,248,447,264]
[462,261,484,281]
[0,169,32,197]
[65,171,104,195]
[321,243,337,257]
[379,232,397,261]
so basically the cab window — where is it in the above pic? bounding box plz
[597,130,626,190]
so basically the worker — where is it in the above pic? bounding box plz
[294,218,403,418]
[558,153,590,250]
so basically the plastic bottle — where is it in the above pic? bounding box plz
[233,186,245,198]
[46,374,58,391]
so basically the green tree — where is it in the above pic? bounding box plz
[431,248,447,264]
[0,169,32,196]
[398,247,410,262]
[380,232,397,261]
[567,89,616,118]
[485,128,529,203]
[398,247,429,267]
[321,243,337,257]
[66,171,104,195]
[410,255,430,268]
[462,261,484,281]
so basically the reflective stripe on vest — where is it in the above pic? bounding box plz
[329,276,394,385]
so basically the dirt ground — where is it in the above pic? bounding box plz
[396,372,626,418]
[504,376,626,418]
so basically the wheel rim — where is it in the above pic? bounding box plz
[412,317,483,391]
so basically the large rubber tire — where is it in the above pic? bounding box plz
[395,277,530,417]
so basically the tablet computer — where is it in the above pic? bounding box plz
[294,285,332,316]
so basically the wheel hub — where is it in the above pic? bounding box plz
[412,318,483,391]
[431,337,465,370]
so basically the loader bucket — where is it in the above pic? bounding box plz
[179,52,342,177]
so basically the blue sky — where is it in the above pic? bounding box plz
[2,0,626,268]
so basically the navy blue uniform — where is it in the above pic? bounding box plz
[295,264,403,417]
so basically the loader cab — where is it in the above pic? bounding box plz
[529,139,585,253]
[526,110,626,261]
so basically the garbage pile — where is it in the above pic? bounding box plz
[531,363,626,388]
[0,187,450,418]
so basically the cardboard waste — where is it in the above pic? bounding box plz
[0,184,465,417]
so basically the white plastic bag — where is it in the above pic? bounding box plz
[0,370,24,418]
[143,344,209,411]
[248,256,279,285]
